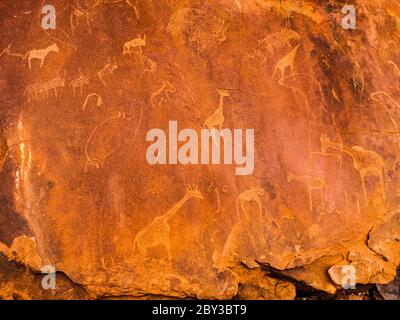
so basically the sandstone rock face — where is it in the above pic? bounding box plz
[0,0,399,299]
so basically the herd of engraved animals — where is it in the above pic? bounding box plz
[0,3,398,262]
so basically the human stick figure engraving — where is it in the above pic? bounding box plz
[133,185,204,260]
[272,44,300,80]
[70,68,90,96]
[320,134,386,202]
[24,43,59,69]
[287,174,325,212]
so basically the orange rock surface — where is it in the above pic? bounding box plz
[0,0,399,299]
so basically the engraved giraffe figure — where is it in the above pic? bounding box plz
[287,174,325,212]
[272,44,300,80]
[204,89,230,131]
[218,186,265,263]
[24,43,59,69]
[320,134,386,202]
[133,185,204,260]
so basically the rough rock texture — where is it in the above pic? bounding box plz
[0,0,400,299]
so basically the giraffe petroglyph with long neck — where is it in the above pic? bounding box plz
[204,89,230,131]
[133,185,204,260]
[320,134,386,202]
[216,186,266,266]
[272,44,300,80]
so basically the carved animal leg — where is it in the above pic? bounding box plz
[320,187,325,212]
[256,199,263,215]
[272,65,279,79]
[361,175,368,204]
[166,240,172,260]
[28,59,32,69]
[308,188,313,212]
[290,65,296,80]
[380,172,386,200]
[40,59,44,68]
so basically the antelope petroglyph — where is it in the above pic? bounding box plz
[123,34,146,61]
[25,74,65,102]
[70,68,90,96]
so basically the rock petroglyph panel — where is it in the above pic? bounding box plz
[0,0,399,300]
